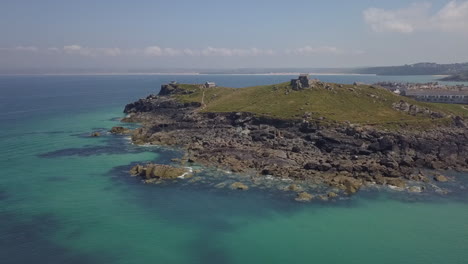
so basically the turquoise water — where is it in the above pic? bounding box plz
[0,75,467,264]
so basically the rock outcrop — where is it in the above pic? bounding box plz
[434,174,449,182]
[130,164,191,180]
[117,83,468,198]
[110,126,132,135]
[230,182,249,190]
[392,100,446,118]
[295,192,314,202]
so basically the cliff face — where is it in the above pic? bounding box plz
[120,83,468,196]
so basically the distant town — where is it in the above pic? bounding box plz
[375,81,468,104]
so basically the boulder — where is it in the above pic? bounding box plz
[230,182,249,190]
[378,136,394,151]
[408,172,429,183]
[386,178,406,188]
[129,164,190,180]
[454,116,466,128]
[337,160,354,172]
[286,184,302,192]
[318,195,329,201]
[295,192,314,202]
[331,176,362,194]
[304,160,332,171]
[110,126,132,134]
[434,174,448,182]
[408,186,423,193]
[90,131,101,137]
[129,164,144,176]
[399,155,414,167]
[392,100,445,118]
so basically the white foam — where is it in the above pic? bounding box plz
[177,167,193,179]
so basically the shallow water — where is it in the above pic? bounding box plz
[0,75,467,264]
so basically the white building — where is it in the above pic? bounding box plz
[204,82,216,88]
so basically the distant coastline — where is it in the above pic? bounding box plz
[0,72,202,76]
[0,72,378,76]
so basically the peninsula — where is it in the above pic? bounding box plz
[355,62,468,76]
[440,71,468,82]
[115,75,468,200]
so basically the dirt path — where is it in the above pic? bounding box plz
[200,90,207,110]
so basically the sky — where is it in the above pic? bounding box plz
[1,0,468,71]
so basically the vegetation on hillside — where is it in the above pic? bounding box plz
[440,71,468,81]
[172,82,468,128]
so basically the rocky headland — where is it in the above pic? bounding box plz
[112,77,468,201]
[440,71,468,82]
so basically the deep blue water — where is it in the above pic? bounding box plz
[0,74,467,264]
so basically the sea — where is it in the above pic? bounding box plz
[0,74,467,264]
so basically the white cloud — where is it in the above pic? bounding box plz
[434,1,468,32]
[1,44,359,57]
[363,1,468,33]
[63,45,121,56]
[285,46,344,55]
[143,46,274,57]
[144,46,185,56]
[183,48,199,56]
[144,46,187,56]
[63,45,91,56]
[202,47,235,56]
[0,46,38,52]
[47,47,61,53]
[14,46,38,52]
[200,47,272,56]
[144,46,163,56]
[63,45,82,52]
[100,48,121,56]
[163,48,182,56]
[0,45,278,57]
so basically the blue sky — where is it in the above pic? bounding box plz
[1,0,467,70]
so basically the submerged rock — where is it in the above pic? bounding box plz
[330,176,362,195]
[230,182,249,190]
[408,186,423,193]
[129,164,145,175]
[130,164,191,180]
[286,184,303,192]
[214,182,227,189]
[110,126,132,135]
[386,178,406,188]
[90,131,101,137]
[318,195,329,201]
[434,174,449,182]
[295,192,314,202]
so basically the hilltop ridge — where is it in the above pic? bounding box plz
[160,77,468,128]
[117,76,468,201]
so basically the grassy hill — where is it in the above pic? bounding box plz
[171,82,468,128]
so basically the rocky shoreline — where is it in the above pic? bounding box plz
[111,83,468,201]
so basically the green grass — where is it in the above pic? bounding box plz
[170,82,468,129]
[174,84,236,105]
